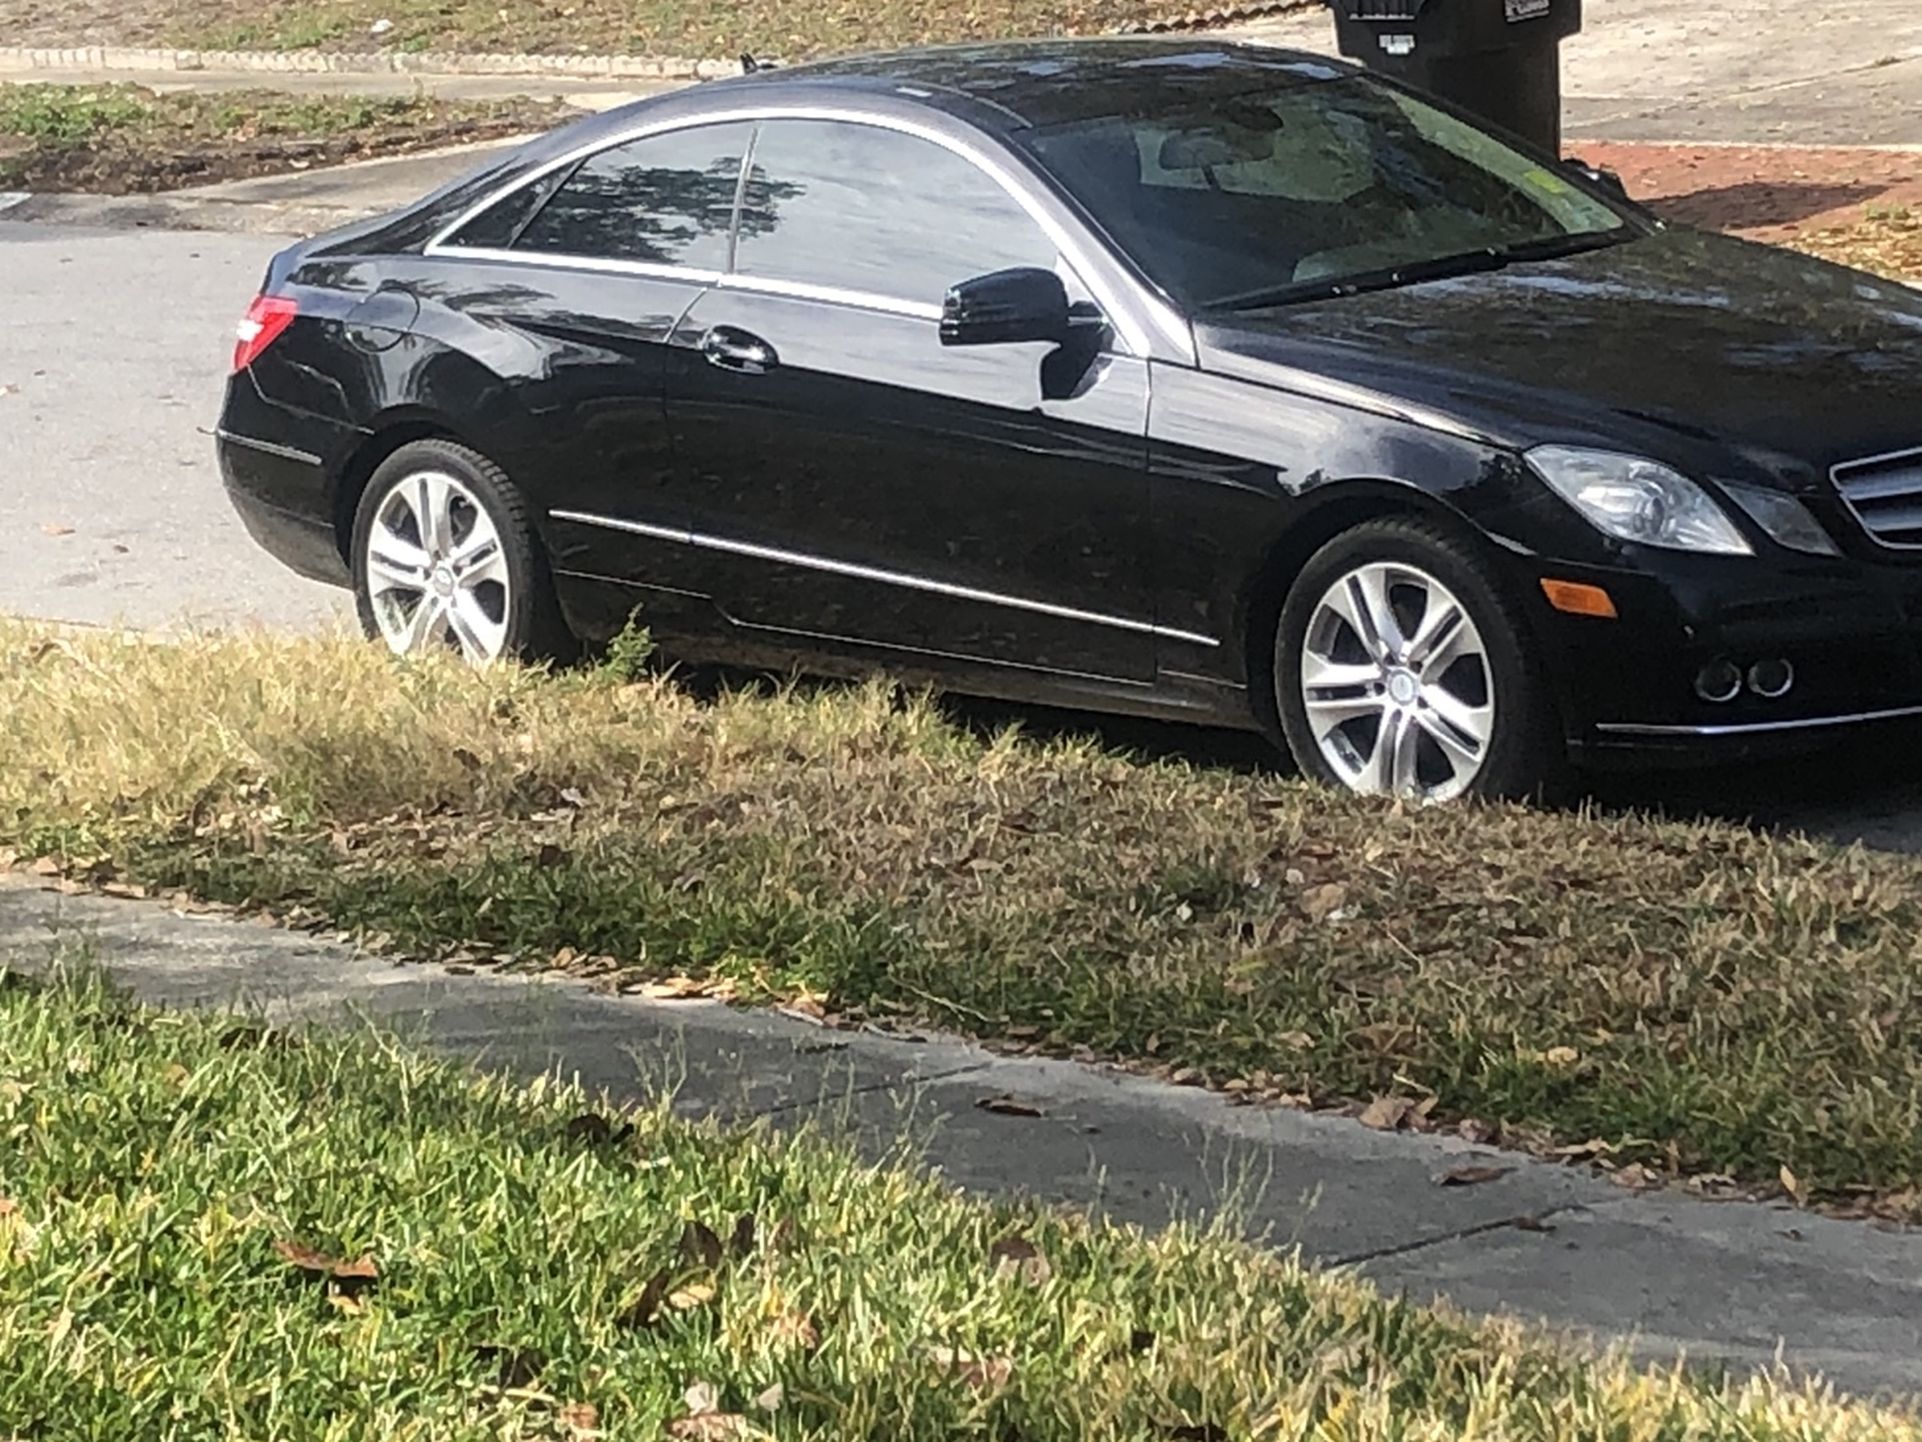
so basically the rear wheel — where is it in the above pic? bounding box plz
[1274,518,1563,803]
[350,439,574,665]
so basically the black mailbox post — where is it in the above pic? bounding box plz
[1327,0,1582,156]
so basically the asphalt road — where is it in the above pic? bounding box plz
[0,220,347,631]
[9,216,1922,850]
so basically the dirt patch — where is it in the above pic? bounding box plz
[1576,139,1922,278]
[0,86,578,194]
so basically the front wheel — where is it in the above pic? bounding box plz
[1274,518,1564,803]
[350,439,574,666]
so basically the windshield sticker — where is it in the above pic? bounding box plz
[1522,166,1573,196]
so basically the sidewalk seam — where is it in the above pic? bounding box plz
[1330,1204,1589,1268]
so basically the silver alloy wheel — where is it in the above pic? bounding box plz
[1298,561,1495,803]
[363,470,511,663]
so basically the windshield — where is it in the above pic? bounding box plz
[1021,74,1634,311]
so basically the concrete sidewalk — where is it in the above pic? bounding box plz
[6,871,1921,1402]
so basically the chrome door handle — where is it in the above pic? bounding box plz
[699,326,778,375]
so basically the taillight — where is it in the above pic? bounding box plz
[233,294,298,372]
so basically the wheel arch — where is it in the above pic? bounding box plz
[1239,479,1498,736]
[328,409,482,564]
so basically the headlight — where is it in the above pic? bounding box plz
[1527,446,1752,556]
[1718,482,1840,556]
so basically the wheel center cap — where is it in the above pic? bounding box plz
[1386,670,1419,707]
[430,563,455,597]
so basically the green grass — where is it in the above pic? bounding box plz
[0,84,577,194]
[4,621,1922,1216]
[0,963,1914,1440]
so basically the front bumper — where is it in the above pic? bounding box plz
[1507,543,1922,765]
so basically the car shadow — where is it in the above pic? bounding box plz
[655,660,1922,855]
[1648,178,1894,234]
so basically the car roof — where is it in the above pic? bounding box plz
[702,37,1361,131]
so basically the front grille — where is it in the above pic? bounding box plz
[1341,0,1425,18]
[1834,449,1922,548]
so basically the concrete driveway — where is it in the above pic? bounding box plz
[0,220,348,633]
[1238,0,1922,145]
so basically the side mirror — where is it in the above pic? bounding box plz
[940,267,1072,347]
[1566,157,1629,202]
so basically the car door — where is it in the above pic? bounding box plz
[422,121,755,594]
[663,115,1158,683]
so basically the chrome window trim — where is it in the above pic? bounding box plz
[549,507,1219,648]
[419,245,726,286]
[423,103,1193,362]
[719,272,942,321]
[1594,704,1922,738]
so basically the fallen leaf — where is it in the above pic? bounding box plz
[325,1291,366,1316]
[1552,1137,1617,1161]
[1357,1095,1417,1132]
[1543,1045,1580,1068]
[680,1220,724,1269]
[668,1281,717,1311]
[666,1414,749,1441]
[1781,1164,1806,1205]
[1300,881,1347,921]
[988,1235,1052,1286]
[976,1094,1045,1118]
[616,1269,672,1329]
[1276,1030,1314,1050]
[1611,1162,1661,1190]
[768,1308,820,1351]
[273,1238,379,1281]
[562,1113,635,1146]
[635,975,714,1000]
[753,1382,784,1412]
[728,1212,757,1258]
[29,856,61,877]
[928,1346,1013,1392]
[40,522,74,537]
[475,1343,544,1389]
[558,1400,601,1436]
[1437,1164,1511,1187]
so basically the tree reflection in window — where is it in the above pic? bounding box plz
[514,122,798,268]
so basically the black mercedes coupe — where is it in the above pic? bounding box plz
[217,39,1922,803]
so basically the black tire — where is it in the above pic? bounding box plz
[1272,517,1566,803]
[350,438,576,665]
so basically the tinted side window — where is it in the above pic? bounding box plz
[443,165,572,249]
[515,122,753,268]
[735,120,1056,305]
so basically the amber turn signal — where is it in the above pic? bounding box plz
[1539,578,1618,619]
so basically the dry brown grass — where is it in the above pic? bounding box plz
[7,620,1922,1213]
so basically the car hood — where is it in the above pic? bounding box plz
[1193,227,1922,490]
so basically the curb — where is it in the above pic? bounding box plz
[0,45,730,81]
[0,5,1315,84]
